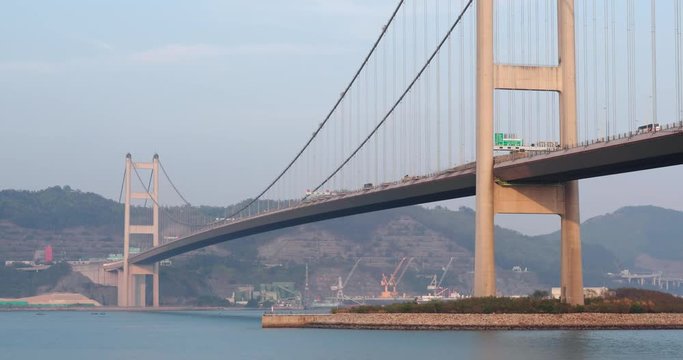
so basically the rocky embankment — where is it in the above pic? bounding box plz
[262,313,683,330]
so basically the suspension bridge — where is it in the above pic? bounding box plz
[104,0,683,308]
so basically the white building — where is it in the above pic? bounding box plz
[551,287,609,300]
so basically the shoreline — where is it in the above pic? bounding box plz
[262,313,683,330]
[0,306,237,312]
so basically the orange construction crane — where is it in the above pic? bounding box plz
[380,257,408,298]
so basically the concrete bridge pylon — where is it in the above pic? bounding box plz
[474,0,584,305]
[117,153,160,307]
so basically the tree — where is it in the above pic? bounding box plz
[530,290,550,300]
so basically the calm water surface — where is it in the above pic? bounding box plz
[1,310,682,360]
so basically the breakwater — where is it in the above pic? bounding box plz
[262,313,683,330]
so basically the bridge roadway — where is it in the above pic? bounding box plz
[105,125,683,269]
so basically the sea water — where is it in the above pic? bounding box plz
[0,310,682,360]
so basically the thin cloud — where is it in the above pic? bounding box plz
[88,39,115,52]
[130,43,347,64]
[68,33,115,52]
[230,43,347,56]
[130,44,226,64]
[0,61,58,74]
[306,0,378,16]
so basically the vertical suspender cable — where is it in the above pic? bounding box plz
[359,78,363,185]
[424,0,430,173]
[610,0,616,134]
[448,0,452,167]
[417,0,422,174]
[334,106,339,190]
[392,19,397,180]
[510,0,515,134]
[528,0,533,141]
[494,1,499,137]
[468,1,474,160]
[348,88,352,188]
[383,30,388,181]
[459,0,465,164]
[547,0,552,141]
[603,0,610,138]
[413,0,418,173]
[583,0,589,140]
[626,0,636,131]
[527,0,533,142]
[530,0,534,141]
[349,88,354,186]
[365,59,370,181]
[676,0,682,121]
[521,0,527,143]
[341,96,345,187]
[550,1,557,140]
[375,48,379,183]
[402,3,407,174]
[535,0,541,142]
[435,0,441,171]
[592,0,599,139]
[651,0,658,128]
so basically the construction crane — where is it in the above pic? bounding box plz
[393,257,414,295]
[303,263,310,307]
[273,283,301,302]
[331,258,362,301]
[427,257,455,296]
[380,257,409,298]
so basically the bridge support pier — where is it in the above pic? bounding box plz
[116,269,158,307]
[117,154,161,307]
[560,181,583,305]
[134,274,146,307]
[474,0,583,305]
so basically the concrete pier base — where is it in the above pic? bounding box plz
[262,313,683,330]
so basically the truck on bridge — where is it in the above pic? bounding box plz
[494,133,560,152]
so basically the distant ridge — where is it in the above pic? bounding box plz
[0,186,122,230]
[1,185,682,304]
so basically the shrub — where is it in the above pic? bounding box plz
[340,289,683,314]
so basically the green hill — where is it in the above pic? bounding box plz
[1,185,681,304]
[583,206,683,262]
[537,206,683,264]
[0,186,123,231]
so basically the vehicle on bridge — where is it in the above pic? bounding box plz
[494,133,523,147]
[637,123,661,133]
[402,175,418,182]
[494,133,560,152]
[303,189,334,203]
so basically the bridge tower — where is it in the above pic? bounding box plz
[117,153,160,307]
[474,0,584,304]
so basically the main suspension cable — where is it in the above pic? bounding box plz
[225,0,407,219]
[131,162,204,228]
[158,159,191,206]
[117,165,125,204]
[307,0,474,197]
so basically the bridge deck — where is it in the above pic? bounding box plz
[115,126,682,266]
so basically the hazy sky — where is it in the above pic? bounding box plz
[1,0,681,235]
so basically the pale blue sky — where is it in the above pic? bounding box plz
[1,0,681,235]
[0,0,390,199]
